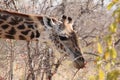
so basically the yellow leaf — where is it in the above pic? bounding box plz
[109,23,117,33]
[99,69,105,80]
[104,51,110,60]
[95,56,101,64]
[107,70,120,80]
[106,35,112,46]
[95,57,102,68]
[107,2,115,10]
[105,63,111,71]
[113,7,120,17]
[110,47,117,59]
[97,43,103,54]
[112,0,119,3]
[89,75,95,80]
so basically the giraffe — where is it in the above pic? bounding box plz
[0,9,85,69]
[48,15,85,69]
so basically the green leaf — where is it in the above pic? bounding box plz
[107,2,115,10]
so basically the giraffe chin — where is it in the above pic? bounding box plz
[73,57,86,69]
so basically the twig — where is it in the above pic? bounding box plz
[26,41,35,80]
[71,69,80,80]
[11,0,18,11]
[84,52,99,57]
[115,38,120,46]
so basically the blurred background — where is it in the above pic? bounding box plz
[0,0,120,80]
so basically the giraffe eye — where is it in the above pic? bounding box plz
[59,36,69,41]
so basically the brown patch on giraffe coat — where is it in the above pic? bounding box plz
[60,43,64,49]
[0,14,9,20]
[37,17,44,25]
[28,24,35,29]
[36,30,40,37]
[5,35,14,39]
[21,30,31,35]
[1,24,9,29]
[19,35,26,40]
[9,16,23,25]
[17,24,25,29]
[30,32,35,39]
[7,27,16,35]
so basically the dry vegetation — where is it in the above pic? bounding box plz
[0,0,120,80]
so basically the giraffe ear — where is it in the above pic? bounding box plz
[68,17,72,23]
[68,16,74,30]
[62,15,67,20]
[43,16,55,30]
[61,15,67,22]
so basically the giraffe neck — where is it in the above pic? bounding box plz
[49,32,66,53]
[0,9,54,41]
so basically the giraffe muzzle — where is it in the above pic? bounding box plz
[72,52,86,69]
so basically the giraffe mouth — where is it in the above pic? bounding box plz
[69,49,85,69]
[73,55,86,69]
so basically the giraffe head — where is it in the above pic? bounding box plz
[44,15,85,69]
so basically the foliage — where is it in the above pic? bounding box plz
[89,0,120,80]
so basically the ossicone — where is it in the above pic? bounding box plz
[68,17,72,23]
